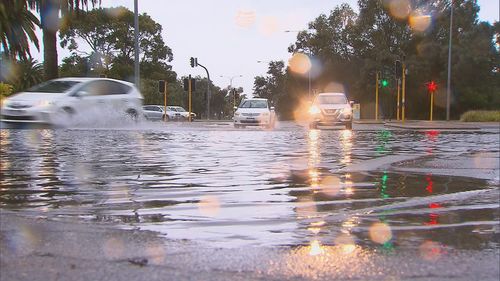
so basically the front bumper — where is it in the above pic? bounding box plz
[233,115,271,126]
[311,112,352,125]
[1,107,52,124]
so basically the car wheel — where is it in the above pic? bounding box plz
[345,121,353,130]
[126,109,138,122]
[162,115,169,122]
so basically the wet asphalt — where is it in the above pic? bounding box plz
[0,120,499,280]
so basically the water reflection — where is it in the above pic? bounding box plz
[0,127,498,251]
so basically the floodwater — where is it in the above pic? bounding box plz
[1,121,499,251]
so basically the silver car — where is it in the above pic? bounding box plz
[1,77,143,126]
[142,105,181,121]
[309,92,353,129]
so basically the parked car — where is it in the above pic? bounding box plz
[142,105,181,121]
[233,98,276,128]
[0,78,143,126]
[170,106,196,121]
[309,92,353,129]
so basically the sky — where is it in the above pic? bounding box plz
[30,0,499,96]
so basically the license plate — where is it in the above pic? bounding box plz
[247,117,255,120]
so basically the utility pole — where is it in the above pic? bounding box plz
[446,0,454,121]
[375,71,379,121]
[134,0,139,88]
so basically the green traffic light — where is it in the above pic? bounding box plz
[381,79,388,87]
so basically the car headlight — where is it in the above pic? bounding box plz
[36,100,54,107]
[309,105,321,115]
[234,112,240,116]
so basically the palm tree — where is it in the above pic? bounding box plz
[0,0,40,59]
[26,0,100,80]
[12,58,43,92]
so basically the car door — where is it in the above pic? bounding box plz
[73,81,108,116]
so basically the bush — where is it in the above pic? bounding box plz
[0,83,13,98]
[460,110,500,122]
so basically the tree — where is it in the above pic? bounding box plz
[59,7,173,81]
[265,0,499,120]
[0,0,40,60]
[26,0,100,80]
[7,58,44,92]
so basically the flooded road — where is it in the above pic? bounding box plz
[1,122,498,251]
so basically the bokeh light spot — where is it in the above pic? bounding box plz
[419,240,443,261]
[369,222,393,244]
[388,0,411,20]
[197,195,221,217]
[409,12,432,33]
[288,53,311,75]
[103,237,125,259]
[235,10,256,28]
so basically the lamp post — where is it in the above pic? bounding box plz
[220,75,243,113]
[446,0,454,121]
[285,30,312,100]
[134,0,139,88]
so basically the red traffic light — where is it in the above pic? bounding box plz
[426,81,437,93]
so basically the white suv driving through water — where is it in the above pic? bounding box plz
[309,92,353,129]
[1,77,143,126]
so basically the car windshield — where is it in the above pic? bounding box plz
[240,100,268,108]
[175,107,186,112]
[25,80,81,93]
[317,95,347,104]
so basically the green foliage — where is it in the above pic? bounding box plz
[59,7,173,80]
[2,58,43,93]
[460,111,500,122]
[0,82,13,99]
[0,0,40,60]
[258,0,499,120]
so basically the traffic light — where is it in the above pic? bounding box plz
[380,79,389,87]
[427,81,437,93]
[158,80,166,93]
[394,60,402,79]
[189,57,198,68]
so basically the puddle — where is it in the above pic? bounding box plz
[0,124,498,250]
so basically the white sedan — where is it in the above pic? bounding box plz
[1,77,143,126]
[233,98,276,129]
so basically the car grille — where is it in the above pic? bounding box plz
[240,120,260,124]
[1,115,36,121]
[242,113,260,117]
[323,109,341,115]
[9,104,32,109]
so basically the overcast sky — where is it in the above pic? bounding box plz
[31,0,499,96]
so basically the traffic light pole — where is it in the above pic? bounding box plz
[430,90,434,121]
[163,82,167,123]
[188,75,192,122]
[375,71,379,121]
[197,63,211,120]
[396,79,401,121]
[402,63,406,123]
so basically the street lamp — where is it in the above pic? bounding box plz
[134,0,139,88]
[284,30,312,100]
[220,75,243,112]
